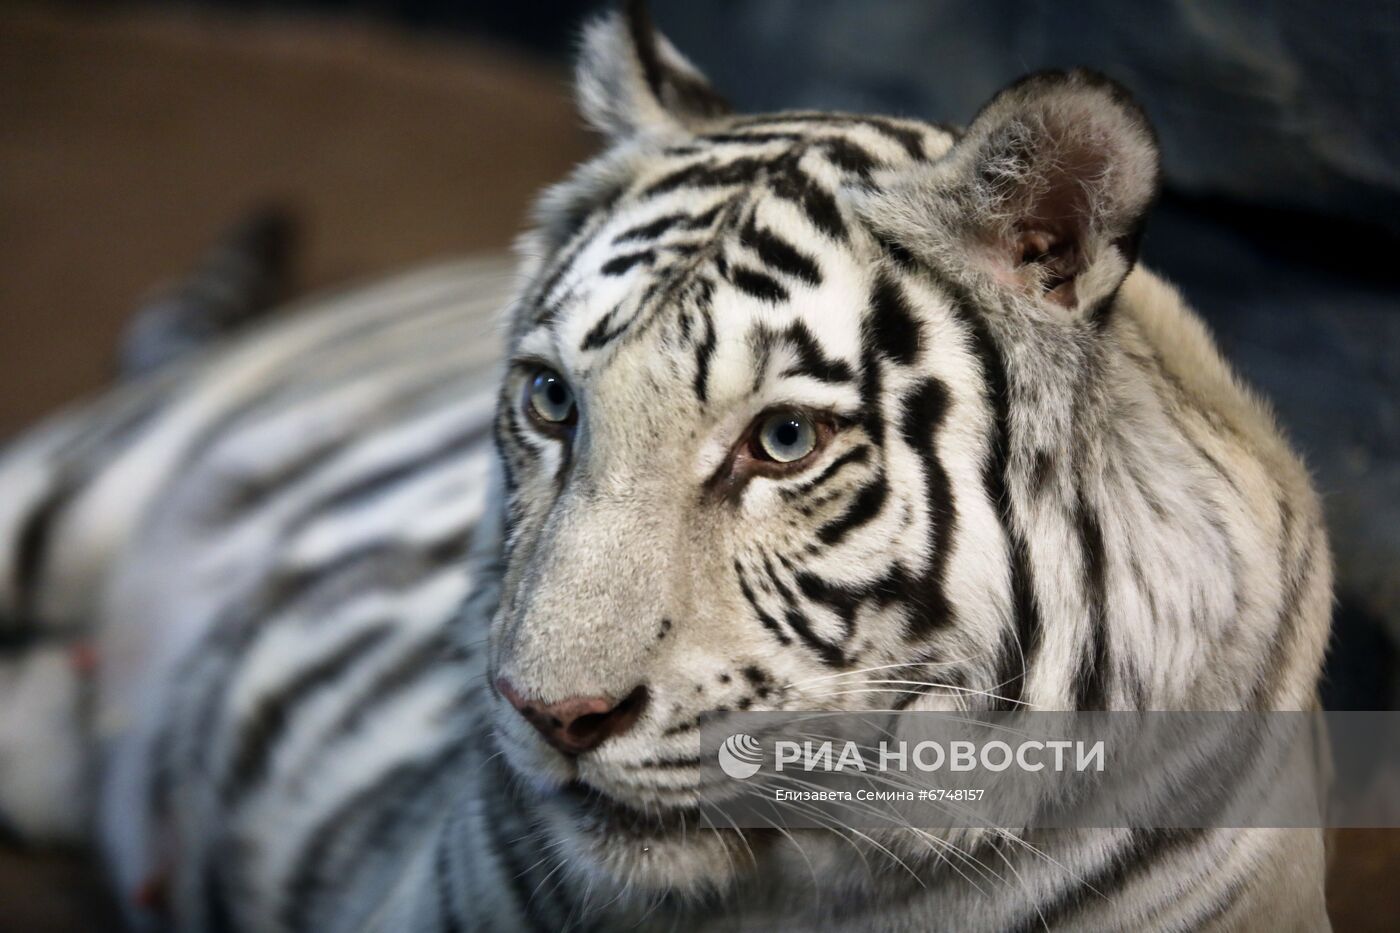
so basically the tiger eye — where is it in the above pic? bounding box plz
[526,368,577,427]
[755,412,817,463]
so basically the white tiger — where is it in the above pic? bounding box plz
[0,4,1332,930]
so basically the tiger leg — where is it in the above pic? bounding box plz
[0,643,91,843]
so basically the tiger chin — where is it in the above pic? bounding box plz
[0,1,1335,931]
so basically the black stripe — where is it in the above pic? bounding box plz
[213,383,451,518]
[795,377,955,699]
[1180,866,1251,930]
[999,829,1195,933]
[612,213,686,244]
[820,137,880,177]
[682,202,726,231]
[635,754,704,769]
[899,378,957,640]
[1252,532,1318,708]
[940,283,1041,709]
[433,832,465,933]
[533,182,625,308]
[291,420,490,523]
[274,539,464,623]
[741,218,823,286]
[1074,494,1111,709]
[855,310,887,447]
[699,131,804,146]
[640,151,846,243]
[781,444,870,500]
[202,855,236,933]
[767,160,847,241]
[778,321,855,384]
[762,556,849,666]
[639,161,711,198]
[316,634,455,750]
[856,116,928,160]
[735,560,793,647]
[642,156,768,198]
[252,537,466,637]
[794,564,902,621]
[817,477,889,546]
[727,111,843,127]
[7,476,75,639]
[865,275,922,365]
[150,606,256,820]
[483,811,555,933]
[1,384,174,624]
[600,250,654,276]
[223,623,393,802]
[874,230,918,270]
[580,303,629,350]
[730,265,789,303]
[728,112,947,159]
[868,250,1037,704]
[692,299,718,403]
[161,536,462,823]
[661,717,703,737]
[998,530,1039,704]
[891,656,967,709]
[161,598,336,818]
[781,606,846,667]
[492,411,521,495]
[281,741,467,931]
[1000,703,1278,930]
[792,563,926,674]
[1030,449,1056,497]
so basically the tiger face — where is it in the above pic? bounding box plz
[485,5,1160,896]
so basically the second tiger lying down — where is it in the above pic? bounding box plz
[0,4,1331,930]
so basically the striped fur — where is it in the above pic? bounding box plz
[0,6,1330,931]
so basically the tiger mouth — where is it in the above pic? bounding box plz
[558,779,726,839]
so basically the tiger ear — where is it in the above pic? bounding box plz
[575,0,730,141]
[867,70,1160,315]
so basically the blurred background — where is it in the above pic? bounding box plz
[2,1,1397,929]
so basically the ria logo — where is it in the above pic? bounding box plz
[717,733,763,780]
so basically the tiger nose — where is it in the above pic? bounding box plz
[495,678,650,755]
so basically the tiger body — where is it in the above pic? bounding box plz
[0,7,1331,931]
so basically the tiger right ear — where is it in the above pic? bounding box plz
[861,70,1160,318]
[575,0,730,141]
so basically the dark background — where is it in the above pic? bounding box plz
[2,1,1397,929]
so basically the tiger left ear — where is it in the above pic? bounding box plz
[575,0,730,141]
[865,70,1160,316]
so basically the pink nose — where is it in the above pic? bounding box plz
[495,678,649,755]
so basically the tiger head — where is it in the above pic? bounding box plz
[485,2,1161,898]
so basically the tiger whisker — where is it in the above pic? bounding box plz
[799,684,1032,708]
[899,826,997,895]
[983,834,1049,928]
[737,786,876,879]
[782,656,985,689]
[991,828,1106,900]
[750,773,928,888]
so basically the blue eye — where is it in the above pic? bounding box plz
[527,369,576,427]
[756,412,817,463]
